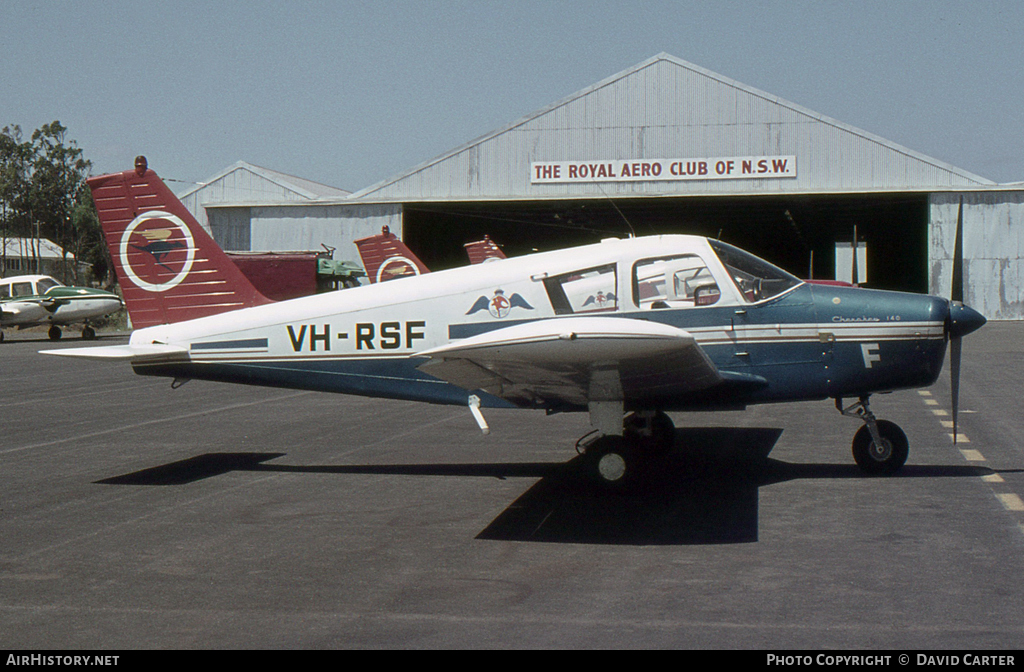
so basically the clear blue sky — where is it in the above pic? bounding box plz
[3,0,1021,191]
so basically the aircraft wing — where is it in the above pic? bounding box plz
[40,343,189,362]
[417,317,723,408]
[1,302,34,316]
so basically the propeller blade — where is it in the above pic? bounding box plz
[949,196,965,444]
[950,335,961,444]
[951,197,964,304]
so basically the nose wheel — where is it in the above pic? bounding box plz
[839,397,909,475]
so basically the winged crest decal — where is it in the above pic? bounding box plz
[466,289,534,318]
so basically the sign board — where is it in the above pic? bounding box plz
[531,156,797,184]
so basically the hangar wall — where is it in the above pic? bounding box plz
[248,203,401,262]
[178,161,401,266]
[930,191,1024,319]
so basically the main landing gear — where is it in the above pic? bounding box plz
[45,325,97,341]
[580,409,675,491]
[578,396,909,489]
[838,396,909,475]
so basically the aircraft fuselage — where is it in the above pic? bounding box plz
[123,235,957,413]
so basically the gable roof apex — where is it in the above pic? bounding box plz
[350,52,993,200]
[178,161,350,201]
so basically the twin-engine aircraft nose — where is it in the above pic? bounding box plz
[947,303,986,339]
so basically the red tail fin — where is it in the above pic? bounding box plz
[464,235,506,264]
[354,226,430,283]
[87,157,271,328]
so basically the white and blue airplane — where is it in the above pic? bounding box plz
[45,158,986,488]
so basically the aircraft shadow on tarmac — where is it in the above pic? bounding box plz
[96,427,997,546]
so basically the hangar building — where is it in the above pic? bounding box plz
[180,53,1024,319]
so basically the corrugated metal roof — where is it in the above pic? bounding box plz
[2,237,73,260]
[179,161,351,202]
[178,161,353,234]
[350,53,994,202]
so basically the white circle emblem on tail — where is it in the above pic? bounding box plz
[119,211,196,292]
[376,256,421,283]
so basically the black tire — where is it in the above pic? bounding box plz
[82,326,96,340]
[585,435,640,491]
[623,411,675,454]
[48,326,62,341]
[852,420,908,475]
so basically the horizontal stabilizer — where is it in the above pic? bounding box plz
[40,343,189,362]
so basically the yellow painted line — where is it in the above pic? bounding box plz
[932,409,949,416]
[996,494,1024,512]
[983,473,1005,483]
[950,434,971,444]
[924,399,939,406]
[959,448,985,461]
[940,420,954,428]
[918,390,933,396]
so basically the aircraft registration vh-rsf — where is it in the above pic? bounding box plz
[45,157,986,489]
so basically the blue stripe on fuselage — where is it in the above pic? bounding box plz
[137,284,949,411]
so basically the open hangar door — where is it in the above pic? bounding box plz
[403,193,928,293]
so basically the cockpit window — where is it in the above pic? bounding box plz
[36,277,62,294]
[12,282,33,297]
[633,255,721,308]
[709,240,801,302]
[543,264,618,315]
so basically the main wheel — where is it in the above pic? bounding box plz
[585,435,640,491]
[82,325,96,340]
[48,326,62,341]
[852,420,908,475]
[623,411,675,454]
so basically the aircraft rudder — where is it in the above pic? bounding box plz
[354,225,430,283]
[87,156,270,328]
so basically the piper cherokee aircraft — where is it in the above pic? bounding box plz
[1,274,123,342]
[45,158,986,489]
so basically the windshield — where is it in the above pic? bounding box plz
[36,277,63,294]
[709,240,801,302]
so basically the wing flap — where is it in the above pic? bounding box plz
[418,317,722,408]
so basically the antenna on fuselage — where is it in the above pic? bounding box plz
[595,182,636,238]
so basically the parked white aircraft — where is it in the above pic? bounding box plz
[1,274,122,341]
[45,158,985,488]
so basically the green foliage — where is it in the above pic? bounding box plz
[1,121,104,285]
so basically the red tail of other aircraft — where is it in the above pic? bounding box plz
[464,235,506,264]
[354,226,431,283]
[87,156,271,328]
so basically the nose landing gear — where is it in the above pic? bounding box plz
[838,396,909,475]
